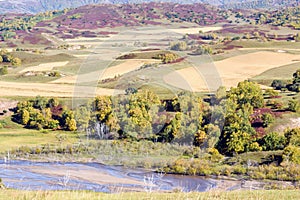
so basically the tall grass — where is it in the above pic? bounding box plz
[0,190,299,200]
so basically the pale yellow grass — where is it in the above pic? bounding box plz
[18,61,69,74]
[0,81,120,97]
[52,59,157,84]
[164,51,300,91]
[170,26,222,34]
[64,36,112,45]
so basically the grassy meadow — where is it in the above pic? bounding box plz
[0,190,299,200]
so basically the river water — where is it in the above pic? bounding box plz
[0,160,216,193]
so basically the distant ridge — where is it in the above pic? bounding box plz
[0,0,299,14]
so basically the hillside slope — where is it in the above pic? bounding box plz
[0,0,299,14]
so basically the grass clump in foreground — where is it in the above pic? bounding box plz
[0,190,299,200]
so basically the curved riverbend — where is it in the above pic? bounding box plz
[0,160,217,193]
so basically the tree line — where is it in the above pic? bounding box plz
[12,79,300,163]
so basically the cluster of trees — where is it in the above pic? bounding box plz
[170,40,213,55]
[77,81,297,157]
[251,6,300,30]
[13,96,76,131]
[272,69,300,93]
[0,49,22,67]
[13,80,300,164]
[192,45,213,55]
[199,32,218,40]
[170,41,188,51]
[0,10,64,41]
[153,53,179,64]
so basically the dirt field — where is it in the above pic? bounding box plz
[18,61,69,74]
[164,51,300,91]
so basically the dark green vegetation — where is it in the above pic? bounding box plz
[0,49,21,67]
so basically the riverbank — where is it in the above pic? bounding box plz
[1,159,298,193]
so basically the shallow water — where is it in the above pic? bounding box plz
[0,160,216,193]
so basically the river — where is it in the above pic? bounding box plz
[0,160,217,193]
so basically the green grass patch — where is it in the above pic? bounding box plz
[0,117,77,153]
[251,62,300,86]
[0,189,299,200]
[11,52,74,66]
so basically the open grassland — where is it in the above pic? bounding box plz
[0,118,77,153]
[0,129,76,153]
[164,51,300,91]
[0,81,120,97]
[18,61,69,74]
[0,190,299,200]
[52,59,159,84]
[250,62,300,86]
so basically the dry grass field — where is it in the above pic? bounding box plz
[52,59,158,84]
[164,51,300,91]
[0,81,119,97]
[18,61,69,74]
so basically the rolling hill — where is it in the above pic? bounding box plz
[0,0,299,14]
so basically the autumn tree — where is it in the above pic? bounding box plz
[227,81,264,109]
[170,41,188,51]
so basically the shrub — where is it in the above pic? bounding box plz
[170,41,187,51]
[271,80,285,90]
[262,113,274,127]
[282,146,300,164]
[0,66,8,75]
[288,100,300,112]
[284,128,300,146]
[260,132,286,151]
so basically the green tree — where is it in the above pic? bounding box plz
[75,106,90,131]
[227,130,250,154]
[260,132,286,151]
[288,100,300,113]
[284,128,300,147]
[0,66,8,75]
[11,57,21,66]
[33,95,48,110]
[172,92,205,144]
[47,98,59,108]
[194,129,207,147]
[65,118,77,131]
[159,112,182,142]
[170,41,188,51]
[282,146,300,164]
[271,80,285,90]
[227,81,264,109]
[61,110,76,131]
[20,109,30,125]
[262,113,275,127]
[215,86,227,101]
[94,96,112,122]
